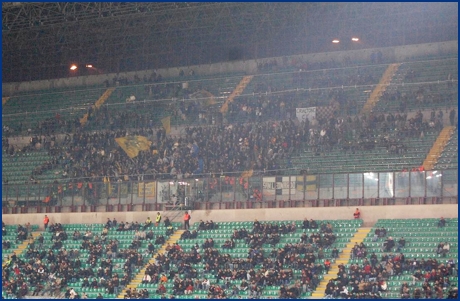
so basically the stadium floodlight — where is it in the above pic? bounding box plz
[86,64,93,68]
[332,39,340,43]
[70,64,78,71]
[351,37,359,42]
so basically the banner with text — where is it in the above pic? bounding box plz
[296,107,316,123]
[138,182,156,198]
[263,176,296,196]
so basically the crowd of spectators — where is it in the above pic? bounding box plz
[11,104,438,197]
[317,220,457,300]
[1,218,173,299]
[127,218,339,299]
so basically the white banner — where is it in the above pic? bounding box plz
[263,176,296,196]
[296,107,316,123]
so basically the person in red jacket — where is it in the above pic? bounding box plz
[43,215,50,230]
[183,211,191,230]
[353,208,361,219]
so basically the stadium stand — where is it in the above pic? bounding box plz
[2,87,108,137]
[1,219,182,299]
[84,73,246,131]
[2,3,458,300]
[2,217,456,299]
[332,218,459,299]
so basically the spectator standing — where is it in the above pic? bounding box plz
[183,211,191,230]
[43,215,50,231]
[353,208,361,219]
[155,212,162,226]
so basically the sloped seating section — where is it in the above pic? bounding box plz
[435,128,458,170]
[332,218,458,299]
[2,86,107,136]
[131,219,362,299]
[2,223,40,299]
[85,73,246,131]
[2,149,54,186]
[2,224,39,260]
[2,221,181,299]
[284,128,441,174]
[227,64,387,124]
[373,57,458,113]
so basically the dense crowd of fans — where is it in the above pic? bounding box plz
[2,215,458,299]
[1,218,175,299]
[123,218,342,299]
[3,105,440,196]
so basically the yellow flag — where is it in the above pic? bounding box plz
[191,90,216,106]
[161,116,171,134]
[296,175,317,191]
[115,136,152,158]
[103,176,112,195]
[240,169,254,179]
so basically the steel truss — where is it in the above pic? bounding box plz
[2,2,457,82]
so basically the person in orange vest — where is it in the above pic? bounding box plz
[43,215,50,231]
[183,211,191,230]
[353,208,361,219]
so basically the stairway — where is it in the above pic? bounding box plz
[311,227,372,298]
[422,126,456,170]
[361,64,400,115]
[220,75,253,114]
[117,229,185,298]
[80,87,116,125]
[2,232,41,268]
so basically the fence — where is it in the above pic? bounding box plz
[2,169,457,214]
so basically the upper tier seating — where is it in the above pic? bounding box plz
[227,64,388,124]
[2,86,107,136]
[373,58,458,113]
[84,73,246,131]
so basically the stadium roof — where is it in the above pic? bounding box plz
[2,2,457,83]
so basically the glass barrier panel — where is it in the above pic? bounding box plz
[363,173,378,199]
[305,174,319,200]
[27,184,41,206]
[348,173,363,199]
[176,179,195,206]
[85,182,98,206]
[378,172,393,198]
[333,174,348,199]
[221,176,235,202]
[319,174,333,199]
[441,169,457,197]
[410,171,425,198]
[262,176,279,202]
[395,172,410,198]
[92,182,104,205]
[425,170,442,197]
[234,176,249,202]
[156,181,173,205]
[291,175,305,201]
[248,176,263,202]
[136,181,152,205]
